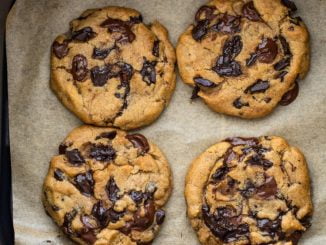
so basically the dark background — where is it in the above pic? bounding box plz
[0,0,16,244]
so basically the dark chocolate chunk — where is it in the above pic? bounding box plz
[191,85,200,100]
[247,38,278,66]
[72,27,96,42]
[140,60,157,85]
[91,201,110,227]
[256,176,278,199]
[129,190,144,204]
[275,71,288,81]
[195,5,216,22]
[66,149,85,166]
[52,40,69,59]
[213,14,241,34]
[287,231,303,245]
[106,208,125,223]
[240,180,256,198]
[242,1,262,21]
[279,36,292,56]
[59,143,68,155]
[81,215,98,229]
[95,131,117,140]
[92,47,111,60]
[192,19,210,41]
[54,169,65,181]
[194,77,217,88]
[233,98,249,109]
[257,217,282,237]
[132,200,156,231]
[211,165,229,182]
[245,80,270,94]
[62,210,77,235]
[279,81,299,106]
[155,209,166,225]
[126,134,150,154]
[223,148,237,165]
[225,137,258,146]
[213,35,243,77]
[202,205,249,242]
[274,57,291,71]
[89,144,116,162]
[152,40,160,57]
[74,171,94,197]
[246,154,273,170]
[71,54,88,81]
[52,205,60,211]
[281,0,297,12]
[90,66,111,87]
[100,18,135,43]
[80,230,97,244]
[106,177,120,202]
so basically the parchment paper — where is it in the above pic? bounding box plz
[6,0,326,244]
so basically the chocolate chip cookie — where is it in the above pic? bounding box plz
[51,7,176,130]
[185,136,312,244]
[177,0,310,118]
[42,125,172,244]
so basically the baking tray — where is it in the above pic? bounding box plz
[0,0,15,244]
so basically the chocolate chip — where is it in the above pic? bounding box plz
[247,38,278,66]
[213,35,243,77]
[129,190,144,204]
[91,201,110,227]
[233,98,249,109]
[92,47,111,60]
[140,59,157,85]
[212,14,241,34]
[100,18,135,43]
[274,57,291,71]
[52,40,69,59]
[257,217,281,237]
[256,176,278,199]
[71,55,88,81]
[152,40,160,57]
[106,177,120,202]
[79,230,97,244]
[192,19,210,41]
[90,65,111,87]
[95,131,117,140]
[59,143,68,154]
[66,149,85,165]
[242,1,262,21]
[279,36,292,56]
[275,71,288,81]
[74,171,94,197]
[212,165,229,182]
[245,80,270,94]
[279,81,299,106]
[52,205,60,212]
[225,137,258,146]
[126,134,150,154]
[62,210,77,235]
[246,154,273,170]
[129,15,143,25]
[194,77,217,88]
[54,169,64,181]
[195,5,216,22]
[132,200,156,231]
[191,85,200,100]
[155,209,165,225]
[281,0,297,12]
[240,180,256,198]
[286,231,303,245]
[72,27,96,42]
[89,144,116,162]
[106,208,125,223]
[81,215,98,229]
[223,148,237,165]
[202,205,249,242]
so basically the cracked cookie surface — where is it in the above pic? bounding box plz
[177,0,310,118]
[185,136,312,245]
[42,125,172,245]
[51,7,176,130]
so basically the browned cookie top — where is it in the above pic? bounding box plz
[51,7,176,130]
[177,0,309,119]
[43,126,172,245]
[185,136,312,245]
